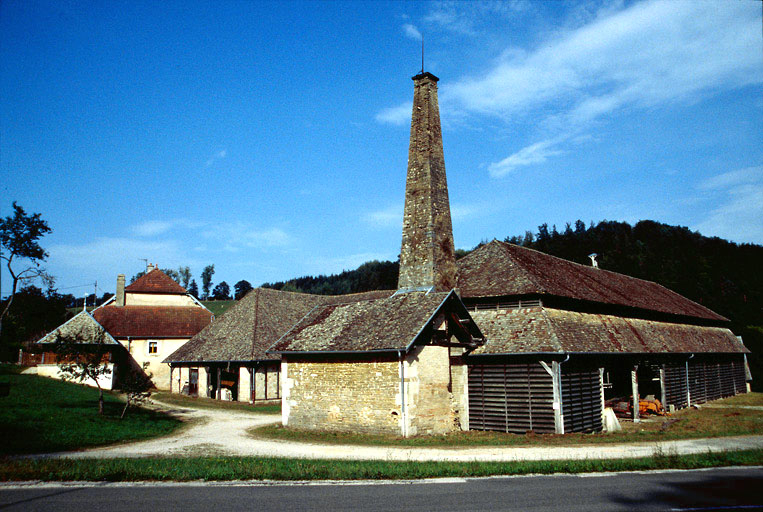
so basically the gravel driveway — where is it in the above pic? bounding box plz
[34,400,763,462]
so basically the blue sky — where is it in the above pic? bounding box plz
[2,0,762,298]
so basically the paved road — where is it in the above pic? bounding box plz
[1,467,761,511]
[28,400,763,462]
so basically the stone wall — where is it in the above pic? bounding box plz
[253,362,280,400]
[405,344,456,435]
[283,356,403,435]
[450,347,469,430]
[283,346,461,437]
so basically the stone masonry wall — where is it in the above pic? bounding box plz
[283,357,403,435]
[254,363,280,400]
[450,347,469,430]
[406,344,457,435]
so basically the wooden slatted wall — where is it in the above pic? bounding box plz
[561,369,602,433]
[663,364,688,410]
[688,357,747,405]
[468,363,555,434]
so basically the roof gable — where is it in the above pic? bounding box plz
[126,269,187,294]
[457,240,726,322]
[37,311,119,345]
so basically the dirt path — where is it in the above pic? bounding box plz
[36,400,763,462]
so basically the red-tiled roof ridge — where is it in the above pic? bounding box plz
[126,269,187,294]
[457,240,727,322]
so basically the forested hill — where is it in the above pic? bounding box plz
[262,220,762,331]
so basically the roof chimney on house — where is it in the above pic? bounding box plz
[397,71,457,293]
[116,274,126,307]
[588,253,599,268]
[146,262,156,273]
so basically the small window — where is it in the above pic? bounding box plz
[148,341,158,355]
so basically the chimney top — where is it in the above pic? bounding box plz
[412,71,439,82]
[146,262,156,273]
[588,253,599,268]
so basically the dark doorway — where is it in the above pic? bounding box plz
[188,368,199,397]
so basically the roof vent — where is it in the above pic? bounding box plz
[588,253,599,268]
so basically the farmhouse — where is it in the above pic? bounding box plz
[165,71,750,436]
[35,264,212,390]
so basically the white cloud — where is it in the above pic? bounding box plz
[399,1,762,174]
[694,166,763,244]
[132,220,176,237]
[450,203,478,221]
[201,222,291,249]
[205,149,228,167]
[402,23,421,41]
[375,102,412,126]
[448,2,761,118]
[364,203,402,228]
[488,139,564,177]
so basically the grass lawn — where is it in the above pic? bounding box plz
[201,300,237,316]
[1,450,760,482]
[152,391,280,414]
[249,392,763,448]
[0,366,182,455]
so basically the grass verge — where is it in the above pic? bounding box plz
[0,368,182,455]
[1,450,760,482]
[152,391,280,414]
[250,393,763,448]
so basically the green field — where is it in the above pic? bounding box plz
[201,300,236,316]
[0,366,182,455]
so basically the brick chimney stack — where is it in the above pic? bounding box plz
[397,72,457,292]
[116,274,125,307]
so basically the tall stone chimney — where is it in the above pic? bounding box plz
[116,274,126,307]
[397,72,457,292]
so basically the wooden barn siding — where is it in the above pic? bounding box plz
[561,368,602,433]
[663,355,746,409]
[467,363,555,434]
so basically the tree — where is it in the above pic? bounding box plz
[234,279,253,299]
[53,330,113,414]
[201,264,215,299]
[119,366,153,419]
[188,279,199,298]
[211,281,230,300]
[0,202,53,344]
[178,266,192,290]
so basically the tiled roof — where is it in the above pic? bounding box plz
[93,305,212,338]
[37,311,119,345]
[470,307,746,355]
[164,288,394,363]
[271,291,459,353]
[457,241,726,322]
[125,269,187,294]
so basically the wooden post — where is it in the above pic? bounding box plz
[631,365,640,423]
[685,360,692,407]
[216,367,222,400]
[276,363,281,399]
[169,365,174,393]
[659,366,667,409]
